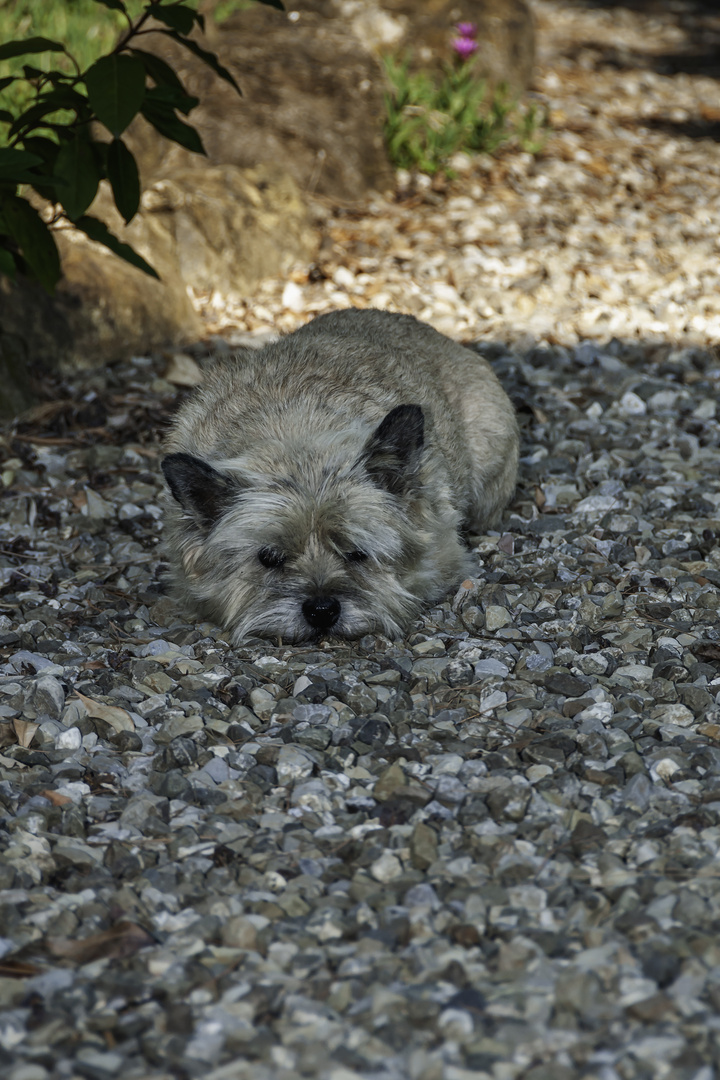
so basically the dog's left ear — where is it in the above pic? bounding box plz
[162,453,239,528]
[362,404,424,496]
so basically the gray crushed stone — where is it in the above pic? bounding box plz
[0,334,720,1080]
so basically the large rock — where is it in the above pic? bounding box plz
[125,0,532,204]
[125,6,394,204]
[53,228,203,372]
[397,0,535,94]
[290,0,536,94]
[0,161,316,396]
[0,194,204,408]
[0,277,72,417]
[0,233,202,407]
[86,161,318,301]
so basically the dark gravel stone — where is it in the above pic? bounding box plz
[3,91,720,1078]
[544,669,591,697]
[150,769,192,800]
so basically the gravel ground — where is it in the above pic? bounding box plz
[2,3,720,1080]
[192,0,720,352]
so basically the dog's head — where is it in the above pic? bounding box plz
[162,405,431,642]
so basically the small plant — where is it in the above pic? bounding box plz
[0,0,283,293]
[383,21,549,178]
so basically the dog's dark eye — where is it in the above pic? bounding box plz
[345,550,368,563]
[258,546,286,569]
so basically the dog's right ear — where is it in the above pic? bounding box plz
[362,404,424,496]
[162,453,238,528]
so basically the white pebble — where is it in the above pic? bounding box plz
[370,851,402,883]
[332,266,355,290]
[618,391,647,416]
[55,727,82,750]
[281,281,305,312]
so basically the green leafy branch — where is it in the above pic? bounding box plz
[0,0,284,292]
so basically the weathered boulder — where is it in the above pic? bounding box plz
[87,161,318,300]
[125,0,532,206]
[281,0,536,94]
[0,277,71,417]
[53,228,203,372]
[0,161,316,399]
[399,0,535,94]
[125,6,394,204]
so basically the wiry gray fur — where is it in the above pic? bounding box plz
[161,309,519,643]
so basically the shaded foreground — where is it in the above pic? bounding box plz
[0,331,719,1079]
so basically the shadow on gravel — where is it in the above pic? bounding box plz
[559,0,720,79]
[641,115,720,142]
[2,329,720,1079]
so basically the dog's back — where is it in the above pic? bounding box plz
[166,309,518,529]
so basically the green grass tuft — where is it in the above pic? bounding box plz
[383,55,549,177]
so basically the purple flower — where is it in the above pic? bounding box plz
[452,36,478,58]
[456,22,477,39]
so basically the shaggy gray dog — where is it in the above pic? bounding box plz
[162,308,518,642]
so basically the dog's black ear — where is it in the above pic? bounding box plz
[162,453,238,528]
[363,404,424,496]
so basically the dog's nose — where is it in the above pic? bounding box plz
[302,596,341,630]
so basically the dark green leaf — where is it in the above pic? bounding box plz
[129,48,185,93]
[0,148,43,172]
[0,110,15,125]
[0,77,17,93]
[256,0,285,8]
[91,0,127,10]
[141,98,205,155]
[84,54,146,136]
[159,30,241,96]
[107,138,140,224]
[0,148,43,185]
[53,137,100,220]
[144,84,198,117]
[43,86,89,110]
[15,138,63,200]
[0,246,17,279]
[0,38,65,62]
[148,3,196,35]
[21,136,60,166]
[22,65,44,80]
[74,215,159,279]
[1,194,61,292]
[10,88,90,137]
